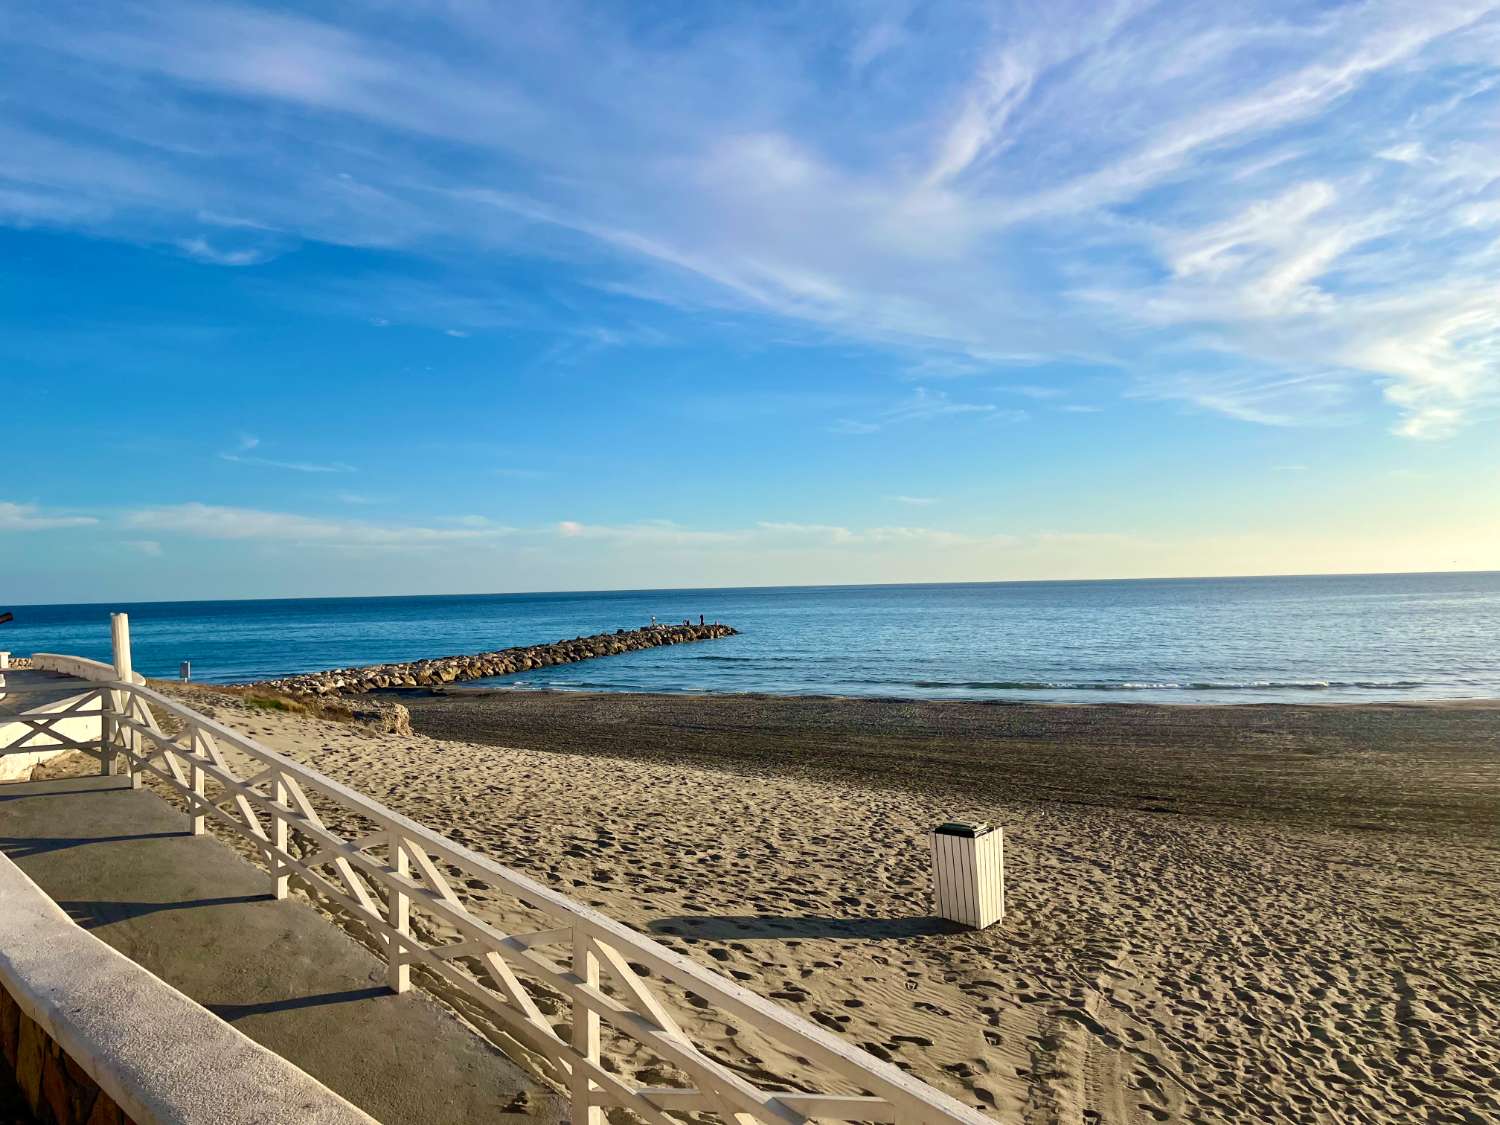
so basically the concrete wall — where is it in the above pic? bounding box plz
[1,981,134,1125]
[0,851,376,1125]
[29,655,145,686]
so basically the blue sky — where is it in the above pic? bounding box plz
[3,0,1499,601]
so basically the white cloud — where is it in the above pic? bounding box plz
[3,1,1499,438]
[834,387,1024,433]
[177,237,277,266]
[124,503,512,546]
[219,434,356,473]
[0,501,97,531]
[887,495,938,505]
[754,521,1013,549]
[220,453,358,473]
[554,520,744,546]
[1131,369,1357,428]
[123,539,163,556]
[551,518,1021,551]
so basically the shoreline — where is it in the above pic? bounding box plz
[420,681,1500,709]
[379,686,1500,837]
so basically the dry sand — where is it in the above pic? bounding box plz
[147,687,1499,1124]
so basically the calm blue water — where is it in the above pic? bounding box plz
[7,573,1500,704]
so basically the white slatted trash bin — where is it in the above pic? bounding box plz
[930,821,1005,929]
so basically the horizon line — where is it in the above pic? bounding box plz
[11,567,1498,610]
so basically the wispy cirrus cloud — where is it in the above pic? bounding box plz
[125,503,511,547]
[754,522,1000,548]
[0,501,98,531]
[555,520,744,547]
[2,1,1498,437]
[833,387,1024,434]
[219,435,356,474]
[554,518,1014,551]
[176,236,280,266]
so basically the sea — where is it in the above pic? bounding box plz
[7,572,1499,704]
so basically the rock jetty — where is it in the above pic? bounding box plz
[252,623,738,698]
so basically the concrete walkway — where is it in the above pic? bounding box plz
[0,777,565,1125]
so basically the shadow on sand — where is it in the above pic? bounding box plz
[647,914,961,940]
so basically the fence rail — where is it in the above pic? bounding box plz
[55,680,991,1125]
[0,687,108,759]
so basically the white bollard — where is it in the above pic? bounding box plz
[930,821,1005,929]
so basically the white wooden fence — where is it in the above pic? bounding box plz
[13,664,993,1125]
[0,687,108,759]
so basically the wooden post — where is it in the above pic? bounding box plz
[99,689,116,776]
[272,778,290,899]
[387,832,410,993]
[571,927,604,1125]
[110,614,140,786]
[188,728,206,836]
[110,613,133,683]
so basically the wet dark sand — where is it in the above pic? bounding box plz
[385,689,1500,837]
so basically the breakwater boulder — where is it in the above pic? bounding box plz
[253,622,738,698]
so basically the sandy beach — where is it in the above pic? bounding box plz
[131,686,1499,1123]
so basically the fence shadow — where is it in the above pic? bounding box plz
[207,987,390,1022]
[0,830,185,860]
[56,894,267,929]
[647,914,961,940]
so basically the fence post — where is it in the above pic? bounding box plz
[99,688,117,776]
[188,727,206,836]
[387,832,410,993]
[571,927,604,1125]
[110,614,142,787]
[110,613,133,683]
[272,778,290,899]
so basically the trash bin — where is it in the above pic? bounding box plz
[930,820,1004,929]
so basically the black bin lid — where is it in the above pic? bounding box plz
[934,821,992,838]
